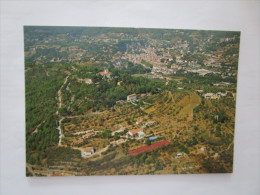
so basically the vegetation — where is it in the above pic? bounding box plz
[25,26,239,176]
[26,66,66,164]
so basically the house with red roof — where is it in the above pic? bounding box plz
[136,118,144,125]
[98,68,112,79]
[82,132,95,139]
[128,128,146,138]
[145,120,157,127]
[73,139,84,145]
[81,147,95,158]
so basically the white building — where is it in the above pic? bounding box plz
[176,153,183,158]
[127,94,137,102]
[196,90,204,94]
[77,78,93,84]
[84,78,93,84]
[216,92,227,97]
[137,131,146,138]
[81,147,94,158]
[203,93,220,100]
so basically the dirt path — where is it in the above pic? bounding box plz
[57,117,65,146]
[31,120,45,135]
[56,75,69,146]
[41,64,49,77]
[57,75,69,109]
[45,69,49,76]
[55,75,102,146]
[94,145,110,157]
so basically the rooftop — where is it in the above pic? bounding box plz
[74,139,84,144]
[83,132,95,138]
[99,71,112,75]
[146,121,156,124]
[129,128,143,135]
[84,147,94,152]
[128,140,172,156]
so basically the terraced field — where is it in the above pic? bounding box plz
[145,91,200,118]
[142,91,201,137]
[28,90,235,176]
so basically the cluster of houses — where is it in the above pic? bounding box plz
[186,68,219,76]
[78,119,158,158]
[124,46,184,76]
[120,36,236,79]
[128,128,146,138]
[203,93,224,100]
[126,120,157,139]
[213,82,230,87]
[72,131,97,146]
[76,68,112,86]
[152,66,177,75]
[197,90,236,100]
[219,36,236,42]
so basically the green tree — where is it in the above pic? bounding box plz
[114,133,120,140]
[145,139,151,145]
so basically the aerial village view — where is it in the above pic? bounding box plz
[25,26,240,176]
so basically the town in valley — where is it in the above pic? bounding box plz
[25,26,240,176]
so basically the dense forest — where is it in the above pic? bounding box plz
[26,66,66,164]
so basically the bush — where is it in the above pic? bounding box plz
[154,160,163,170]
[145,139,151,145]
[145,157,155,164]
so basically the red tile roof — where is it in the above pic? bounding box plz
[128,140,172,156]
[84,147,94,152]
[74,139,84,144]
[129,128,143,135]
[99,72,111,75]
[83,132,95,138]
[146,121,156,124]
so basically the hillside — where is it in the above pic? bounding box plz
[24,26,239,176]
[27,90,233,176]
